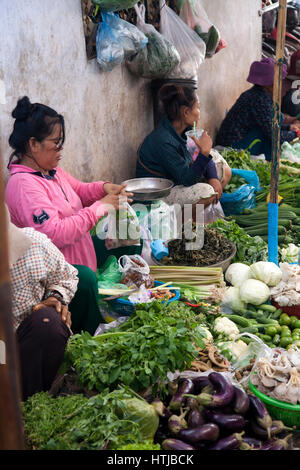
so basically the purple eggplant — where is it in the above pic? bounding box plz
[232,386,250,415]
[208,432,244,450]
[250,419,292,440]
[261,434,292,450]
[178,423,219,444]
[151,399,172,419]
[187,408,206,428]
[240,436,262,450]
[184,372,234,408]
[168,409,188,434]
[186,397,199,410]
[248,394,272,438]
[169,378,194,411]
[192,376,212,394]
[204,409,245,432]
[162,438,196,450]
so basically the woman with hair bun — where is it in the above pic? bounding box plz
[136,84,231,209]
[5,96,133,335]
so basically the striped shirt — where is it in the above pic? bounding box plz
[10,227,78,329]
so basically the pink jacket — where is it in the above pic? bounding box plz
[5,164,109,272]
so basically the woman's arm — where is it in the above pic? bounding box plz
[58,167,108,207]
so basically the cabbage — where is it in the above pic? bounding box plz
[250,261,282,287]
[225,263,252,287]
[224,286,246,312]
[117,398,159,441]
[239,279,270,305]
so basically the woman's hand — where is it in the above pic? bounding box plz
[191,131,212,157]
[291,121,300,132]
[101,183,133,211]
[103,183,130,196]
[208,178,223,202]
[32,297,72,329]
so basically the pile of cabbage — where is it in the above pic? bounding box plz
[224,261,283,312]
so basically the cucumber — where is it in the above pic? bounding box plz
[222,314,252,327]
[205,25,220,57]
[238,326,259,334]
[258,304,277,313]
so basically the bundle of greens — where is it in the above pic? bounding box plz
[65,301,208,396]
[210,219,268,265]
[23,388,159,450]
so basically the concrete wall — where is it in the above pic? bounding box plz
[0,0,261,184]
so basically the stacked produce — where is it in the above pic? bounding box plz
[156,372,292,450]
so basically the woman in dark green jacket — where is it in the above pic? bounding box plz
[136,84,231,207]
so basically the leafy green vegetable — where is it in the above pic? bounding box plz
[23,388,153,450]
[210,219,268,265]
[225,174,247,193]
[117,441,161,450]
[65,301,207,395]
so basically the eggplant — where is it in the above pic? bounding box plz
[260,434,292,451]
[169,378,194,411]
[168,409,188,434]
[187,408,206,428]
[186,397,199,410]
[177,423,219,444]
[208,432,244,450]
[204,409,245,432]
[186,372,234,408]
[192,376,212,394]
[232,386,250,415]
[248,394,272,438]
[240,436,262,450]
[250,419,292,440]
[151,399,172,419]
[161,438,196,450]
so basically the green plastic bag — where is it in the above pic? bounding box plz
[92,0,138,13]
[97,255,122,284]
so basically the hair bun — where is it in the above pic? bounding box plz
[12,96,33,120]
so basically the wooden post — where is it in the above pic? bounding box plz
[0,152,24,449]
[270,0,287,203]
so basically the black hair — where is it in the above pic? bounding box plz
[158,84,198,121]
[8,96,65,168]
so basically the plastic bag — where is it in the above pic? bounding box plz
[159,2,206,80]
[96,12,148,72]
[126,4,180,79]
[97,255,122,284]
[105,202,141,250]
[92,0,138,12]
[220,168,261,216]
[281,141,300,164]
[179,0,220,58]
[118,254,154,288]
[204,201,224,224]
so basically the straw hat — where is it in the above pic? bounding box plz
[5,205,33,267]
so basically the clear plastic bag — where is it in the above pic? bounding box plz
[105,202,141,250]
[204,201,224,224]
[159,2,206,80]
[118,254,154,288]
[179,0,221,58]
[96,12,148,72]
[126,4,180,79]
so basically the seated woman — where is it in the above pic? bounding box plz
[5,96,134,336]
[6,205,78,401]
[215,57,300,161]
[136,84,231,209]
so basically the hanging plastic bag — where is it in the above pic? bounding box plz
[118,254,154,288]
[96,19,124,71]
[220,168,261,216]
[178,0,221,58]
[105,203,141,250]
[159,2,206,80]
[126,4,180,79]
[92,0,138,13]
[96,12,147,71]
[204,201,224,224]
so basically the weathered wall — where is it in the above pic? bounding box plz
[0,0,261,184]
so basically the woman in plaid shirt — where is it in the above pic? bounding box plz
[6,206,78,401]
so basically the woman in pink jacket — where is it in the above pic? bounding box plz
[5,96,134,335]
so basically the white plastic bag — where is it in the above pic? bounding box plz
[105,203,141,250]
[118,254,154,288]
[179,0,221,58]
[159,1,206,79]
[126,4,180,79]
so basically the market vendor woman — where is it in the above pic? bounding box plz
[5,96,134,335]
[215,57,300,161]
[136,84,232,207]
